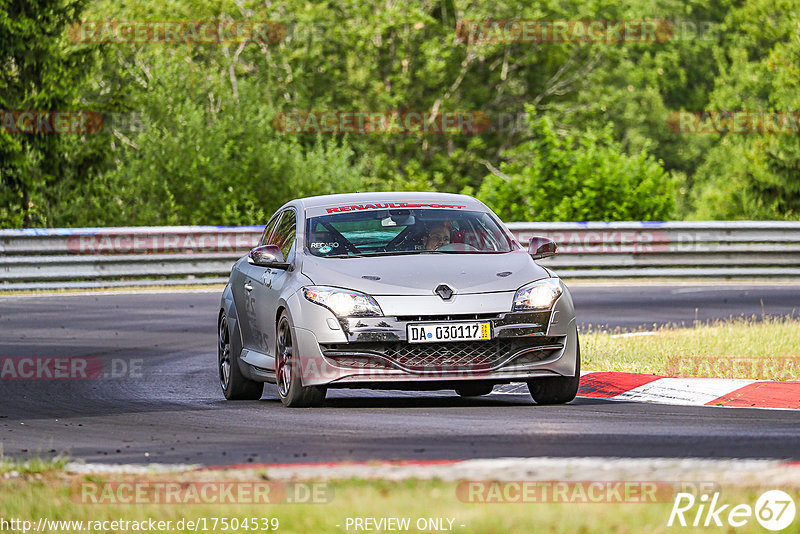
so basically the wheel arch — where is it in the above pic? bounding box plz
[276,292,301,329]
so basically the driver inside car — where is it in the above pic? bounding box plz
[421,223,452,250]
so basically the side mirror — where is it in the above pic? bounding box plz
[527,236,558,260]
[249,245,291,269]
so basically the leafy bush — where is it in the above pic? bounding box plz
[688,7,800,220]
[50,68,367,226]
[477,114,678,221]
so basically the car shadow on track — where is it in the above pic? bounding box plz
[255,388,627,409]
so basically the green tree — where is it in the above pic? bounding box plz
[51,75,368,226]
[6,0,798,227]
[0,0,108,227]
[689,3,800,219]
[477,114,677,221]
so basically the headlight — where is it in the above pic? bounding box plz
[302,286,383,317]
[512,278,562,311]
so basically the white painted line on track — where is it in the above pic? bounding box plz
[613,377,758,405]
[493,383,528,394]
[65,462,198,474]
[65,458,800,487]
[0,287,223,299]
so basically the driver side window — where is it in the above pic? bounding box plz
[270,210,297,259]
[259,214,282,247]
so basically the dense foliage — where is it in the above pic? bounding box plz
[1,0,798,227]
[476,115,677,221]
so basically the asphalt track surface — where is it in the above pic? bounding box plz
[1,283,799,465]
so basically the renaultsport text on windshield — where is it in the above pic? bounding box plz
[326,203,466,213]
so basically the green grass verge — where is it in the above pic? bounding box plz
[0,454,69,476]
[0,470,797,533]
[583,316,800,379]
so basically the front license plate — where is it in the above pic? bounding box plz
[407,322,492,343]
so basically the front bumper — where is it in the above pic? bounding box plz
[289,285,579,388]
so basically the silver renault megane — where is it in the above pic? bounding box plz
[218,192,580,407]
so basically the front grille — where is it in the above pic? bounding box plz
[397,340,506,370]
[322,338,562,373]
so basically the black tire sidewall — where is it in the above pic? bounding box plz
[528,337,581,405]
[276,312,326,407]
[220,312,264,400]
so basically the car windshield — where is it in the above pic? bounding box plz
[306,208,514,257]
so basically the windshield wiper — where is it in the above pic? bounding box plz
[323,250,458,258]
[323,251,417,258]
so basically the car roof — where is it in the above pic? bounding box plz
[291,191,487,212]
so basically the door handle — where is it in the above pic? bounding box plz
[244,281,253,292]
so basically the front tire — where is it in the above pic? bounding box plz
[527,338,581,405]
[276,312,327,408]
[219,313,264,400]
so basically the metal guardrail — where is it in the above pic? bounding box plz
[0,226,262,290]
[507,221,800,278]
[2,222,800,290]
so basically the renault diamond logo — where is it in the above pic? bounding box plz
[435,284,454,300]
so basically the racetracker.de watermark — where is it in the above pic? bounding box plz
[67,21,286,44]
[272,111,490,134]
[513,229,670,253]
[73,481,331,504]
[510,228,760,254]
[457,481,716,503]
[0,111,104,134]
[0,357,143,380]
[666,356,800,381]
[456,20,674,43]
[66,232,261,254]
[667,111,800,134]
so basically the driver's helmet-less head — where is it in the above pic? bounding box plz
[421,222,452,250]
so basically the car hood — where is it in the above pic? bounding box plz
[300,251,549,296]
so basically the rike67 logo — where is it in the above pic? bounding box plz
[668,490,796,531]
